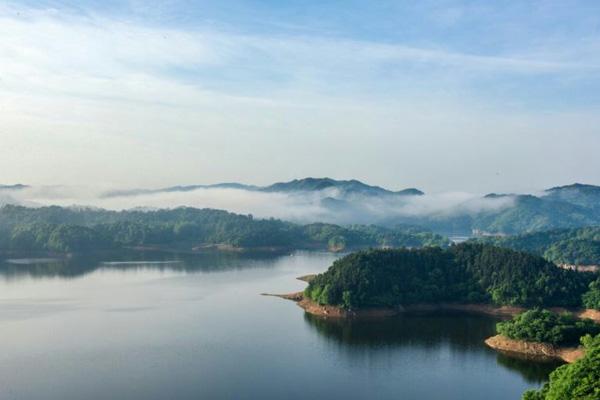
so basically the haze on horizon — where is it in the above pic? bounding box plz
[2,1,600,193]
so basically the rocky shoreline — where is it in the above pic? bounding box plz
[484,334,585,363]
[266,289,526,319]
[266,274,600,323]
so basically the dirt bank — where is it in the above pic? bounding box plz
[484,334,584,363]
[266,275,600,322]
[572,308,600,324]
[297,297,527,318]
[265,288,527,319]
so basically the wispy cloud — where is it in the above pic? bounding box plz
[2,4,598,104]
[1,3,600,191]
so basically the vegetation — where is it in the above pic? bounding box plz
[385,184,600,236]
[0,205,448,254]
[496,309,600,346]
[582,277,600,310]
[477,226,600,266]
[522,334,600,400]
[305,243,594,308]
[471,194,598,235]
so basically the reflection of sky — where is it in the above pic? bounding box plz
[0,251,292,281]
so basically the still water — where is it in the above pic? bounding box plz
[0,251,559,400]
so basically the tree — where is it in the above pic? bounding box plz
[497,309,600,346]
[582,278,600,310]
[522,334,600,400]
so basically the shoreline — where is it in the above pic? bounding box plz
[266,289,595,362]
[266,275,600,362]
[267,274,600,323]
[290,294,600,322]
[265,290,528,319]
[484,334,584,363]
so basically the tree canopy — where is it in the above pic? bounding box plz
[477,227,600,266]
[305,243,594,308]
[582,277,600,310]
[496,309,600,346]
[0,205,448,254]
[522,334,600,400]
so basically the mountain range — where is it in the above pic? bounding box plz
[2,179,600,236]
[102,177,424,198]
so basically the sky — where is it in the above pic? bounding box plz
[1,0,600,193]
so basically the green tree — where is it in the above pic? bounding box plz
[522,334,600,400]
[582,278,600,309]
[497,309,600,346]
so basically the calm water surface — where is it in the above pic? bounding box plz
[0,251,559,400]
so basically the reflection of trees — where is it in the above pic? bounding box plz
[303,311,498,351]
[0,250,287,280]
[304,312,558,383]
[496,353,561,384]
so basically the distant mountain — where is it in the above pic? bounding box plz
[0,184,28,191]
[102,183,258,198]
[11,179,600,237]
[383,186,600,236]
[471,194,598,235]
[262,178,423,196]
[544,183,600,210]
[483,193,516,199]
[103,178,423,198]
[396,188,425,196]
[165,183,259,192]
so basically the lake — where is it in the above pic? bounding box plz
[0,251,559,400]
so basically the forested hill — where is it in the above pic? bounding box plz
[305,243,597,309]
[0,205,448,254]
[6,180,600,236]
[475,227,600,266]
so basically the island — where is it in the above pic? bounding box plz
[274,243,597,316]
[268,243,600,399]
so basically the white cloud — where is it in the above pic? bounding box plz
[0,5,599,192]
[4,184,515,226]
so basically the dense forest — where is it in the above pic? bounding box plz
[522,334,600,400]
[381,184,600,236]
[496,309,600,346]
[0,205,448,254]
[582,277,600,309]
[305,243,597,309]
[477,226,600,265]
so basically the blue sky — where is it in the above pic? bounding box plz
[1,1,600,192]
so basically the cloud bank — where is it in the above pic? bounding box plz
[2,185,515,226]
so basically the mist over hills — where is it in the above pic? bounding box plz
[1,178,600,236]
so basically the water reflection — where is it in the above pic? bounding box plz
[0,251,556,399]
[0,250,289,280]
[496,353,562,384]
[303,311,557,383]
[303,311,497,350]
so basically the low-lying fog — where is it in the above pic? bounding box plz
[0,185,516,225]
